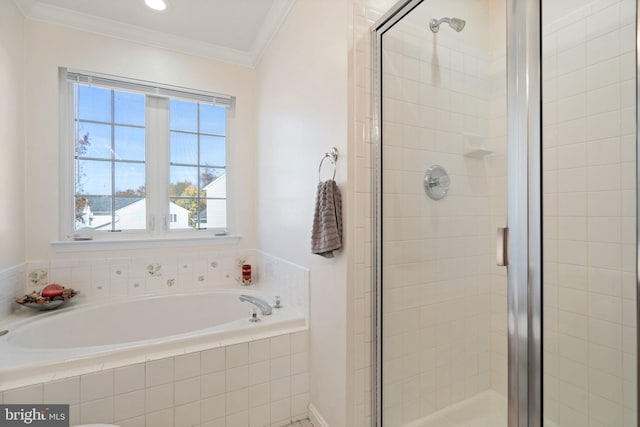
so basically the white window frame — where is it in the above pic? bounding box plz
[57,68,238,249]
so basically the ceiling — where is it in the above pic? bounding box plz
[12,0,296,67]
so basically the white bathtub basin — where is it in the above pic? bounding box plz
[0,288,305,390]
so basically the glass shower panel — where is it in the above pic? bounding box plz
[380,0,507,425]
[541,0,637,425]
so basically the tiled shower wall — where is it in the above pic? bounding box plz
[542,0,637,425]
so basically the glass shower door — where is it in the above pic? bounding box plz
[377,0,508,425]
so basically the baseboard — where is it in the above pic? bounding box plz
[308,403,329,427]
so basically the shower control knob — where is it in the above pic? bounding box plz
[424,165,450,200]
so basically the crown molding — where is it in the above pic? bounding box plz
[11,0,37,17]
[249,0,296,67]
[25,2,255,67]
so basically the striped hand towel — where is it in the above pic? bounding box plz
[311,179,343,258]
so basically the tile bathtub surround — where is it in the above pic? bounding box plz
[0,263,26,321]
[0,331,310,427]
[21,251,308,314]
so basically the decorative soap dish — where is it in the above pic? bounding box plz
[16,285,78,311]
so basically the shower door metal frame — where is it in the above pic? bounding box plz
[370,0,542,425]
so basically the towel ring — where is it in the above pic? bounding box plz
[318,147,339,182]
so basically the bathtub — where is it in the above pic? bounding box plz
[0,288,306,390]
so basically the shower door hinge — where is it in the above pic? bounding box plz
[497,227,509,267]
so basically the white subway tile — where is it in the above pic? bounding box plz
[146,408,174,427]
[201,394,226,422]
[270,356,291,380]
[558,287,588,315]
[270,335,291,359]
[226,343,249,369]
[145,383,173,413]
[174,352,201,381]
[588,242,621,270]
[80,396,114,424]
[202,371,226,399]
[249,360,271,386]
[226,388,249,415]
[250,382,270,409]
[587,57,619,90]
[589,342,622,377]
[114,390,145,421]
[270,377,291,402]
[270,398,291,424]
[557,44,586,75]
[175,376,201,406]
[249,403,270,427]
[146,357,174,387]
[227,366,249,392]
[587,4,620,39]
[291,392,309,419]
[227,410,249,427]
[587,164,621,192]
[291,373,309,396]
[3,384,43,404]
[290,331,308,354]
[589,317,622,350]
[587,29,620,65]
[44,377,80,404]
[557,19,586,50]
[175,401,201,427]
[81,369,114,402]
[202,347,226,374]
[588,191,621,217]
[589,392,623,425]
[249,339,271,364]
[68,404,80,426]
[115,363,145,395]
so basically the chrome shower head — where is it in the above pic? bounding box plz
[429,17,466,33]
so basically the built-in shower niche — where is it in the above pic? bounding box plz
[463,134,493,158]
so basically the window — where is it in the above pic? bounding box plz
[62,69,232,238]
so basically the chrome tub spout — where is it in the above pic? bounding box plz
[239,295,272,315]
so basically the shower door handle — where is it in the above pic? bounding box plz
[497,227,508,267]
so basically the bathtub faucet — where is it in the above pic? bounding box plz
[239,295,272,316]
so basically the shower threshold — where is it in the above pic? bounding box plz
[400,389,560,427]
[402,390,506,427]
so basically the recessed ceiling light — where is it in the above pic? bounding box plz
[145,0,167,11]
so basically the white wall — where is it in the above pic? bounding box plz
[256,0,349,425]
[24,20,259,261]
[0,0,25,270]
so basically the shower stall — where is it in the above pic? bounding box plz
[371,0,638,425]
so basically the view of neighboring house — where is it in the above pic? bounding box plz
[77,173,226,231]
[78,199,190,230]
[201,174,226,229]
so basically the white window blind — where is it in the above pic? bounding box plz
[65,69,233,107]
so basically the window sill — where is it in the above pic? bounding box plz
[50,234,242,253]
